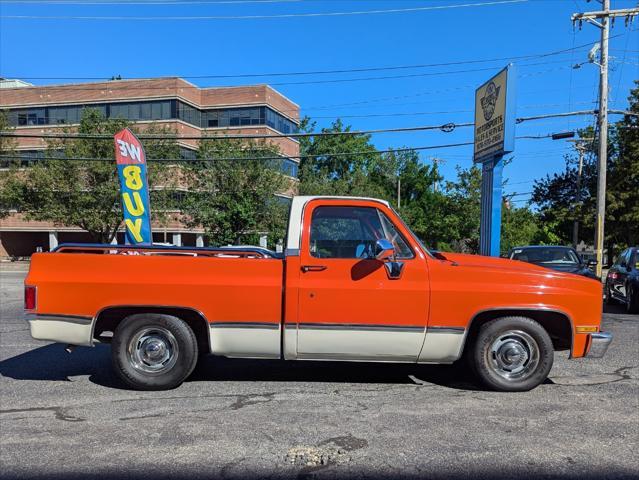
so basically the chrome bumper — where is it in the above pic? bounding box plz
[585,331,613,358]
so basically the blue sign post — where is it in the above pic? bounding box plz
[474,64,517,257]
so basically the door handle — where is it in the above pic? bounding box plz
[301,265,327,273]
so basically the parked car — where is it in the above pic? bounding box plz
[508,245,598,280]
[605,247,639,314]
[24,196,611,392]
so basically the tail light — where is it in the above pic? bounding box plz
[24,285,37,310]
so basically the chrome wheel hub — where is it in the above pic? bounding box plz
[127,327,179,375]
[487,330,539,380]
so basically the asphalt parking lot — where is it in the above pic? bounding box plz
[1,268,638,480]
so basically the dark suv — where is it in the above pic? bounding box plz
[605,247,639,314]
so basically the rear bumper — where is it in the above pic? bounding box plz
[585,331,613,358]
[25,313,94,347]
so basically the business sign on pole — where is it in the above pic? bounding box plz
[473,64,516,163]
[114,128,152,245]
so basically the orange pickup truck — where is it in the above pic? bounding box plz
[24,196,611,392]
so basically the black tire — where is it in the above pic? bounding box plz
[112,313,198,390]
[627,285,639,314]
[471,316,554,392]
[604,282,615,305]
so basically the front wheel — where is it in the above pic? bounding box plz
[471,316,554,392]
[112,313,198,390]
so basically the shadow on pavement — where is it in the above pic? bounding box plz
[0,343,485,391]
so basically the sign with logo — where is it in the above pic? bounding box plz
[473,64,516,163]
[114,128,152,245]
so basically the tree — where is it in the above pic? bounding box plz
[607,81,639,247]
[180,139,289,246]
[298,118,387,198]
[0,110,19,219]
[532,81,639,256]
[5,109,176,243]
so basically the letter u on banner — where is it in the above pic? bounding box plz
[114,128,153,245]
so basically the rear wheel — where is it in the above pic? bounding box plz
[627,285,639,314]
[471,316,554,392]
[605,282,615,305]
[112,313,198,390]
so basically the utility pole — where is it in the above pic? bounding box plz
[567,139,591,250]
[431,157,444,193]
[571,2,638,277]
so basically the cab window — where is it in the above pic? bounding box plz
[309,206,413,259]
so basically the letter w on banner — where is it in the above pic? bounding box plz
[114,128,153,245]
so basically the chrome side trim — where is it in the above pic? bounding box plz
[209,322,279,330]
[297,322,425,332]
[585,332,613,358]
[296,352,416,363]
[427,326,465,334]
[25,313,93,325]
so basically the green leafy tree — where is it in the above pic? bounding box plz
[298,118,387,198]
[532,81,639,257]
[438,165,483,253]
[0,110,19,218]
[6,109,176,243]
[181,139,289,246]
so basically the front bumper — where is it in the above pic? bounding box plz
[585,331,613,358]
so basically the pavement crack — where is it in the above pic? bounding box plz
[0,406,85,422]
[229,392,275,410]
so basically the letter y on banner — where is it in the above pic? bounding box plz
[114,128,152,244]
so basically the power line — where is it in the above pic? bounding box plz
[1,0,300,3]
[0,143,477,163]
[0,59,579,91]
[0,131,598,165]
[6,43,600,81]
[0,0,528,20]
[0,122,475,140]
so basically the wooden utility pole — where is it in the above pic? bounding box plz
[568,139,591,250]
[571,2,638,276]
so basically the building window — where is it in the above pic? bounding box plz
[5,101,298,135]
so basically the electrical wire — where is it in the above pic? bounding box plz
[6,45,597,81]
[0,0,529,20]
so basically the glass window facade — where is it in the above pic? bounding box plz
[5,100,298,135]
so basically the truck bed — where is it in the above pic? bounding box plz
[25,244,285,356]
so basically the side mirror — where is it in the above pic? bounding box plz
[374,238,395,261]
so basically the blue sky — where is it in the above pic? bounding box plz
[1,0,638,205]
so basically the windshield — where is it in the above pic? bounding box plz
[511,247,580,265]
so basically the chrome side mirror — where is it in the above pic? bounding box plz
[374,238,395,261]
[374,239,403,280]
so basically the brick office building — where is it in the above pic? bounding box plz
[0,78,300,257]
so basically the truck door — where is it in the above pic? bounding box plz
[296,200,430,361]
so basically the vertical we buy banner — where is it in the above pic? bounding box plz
[114,128,153,245]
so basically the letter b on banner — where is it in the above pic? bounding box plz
[114,128,152,245]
